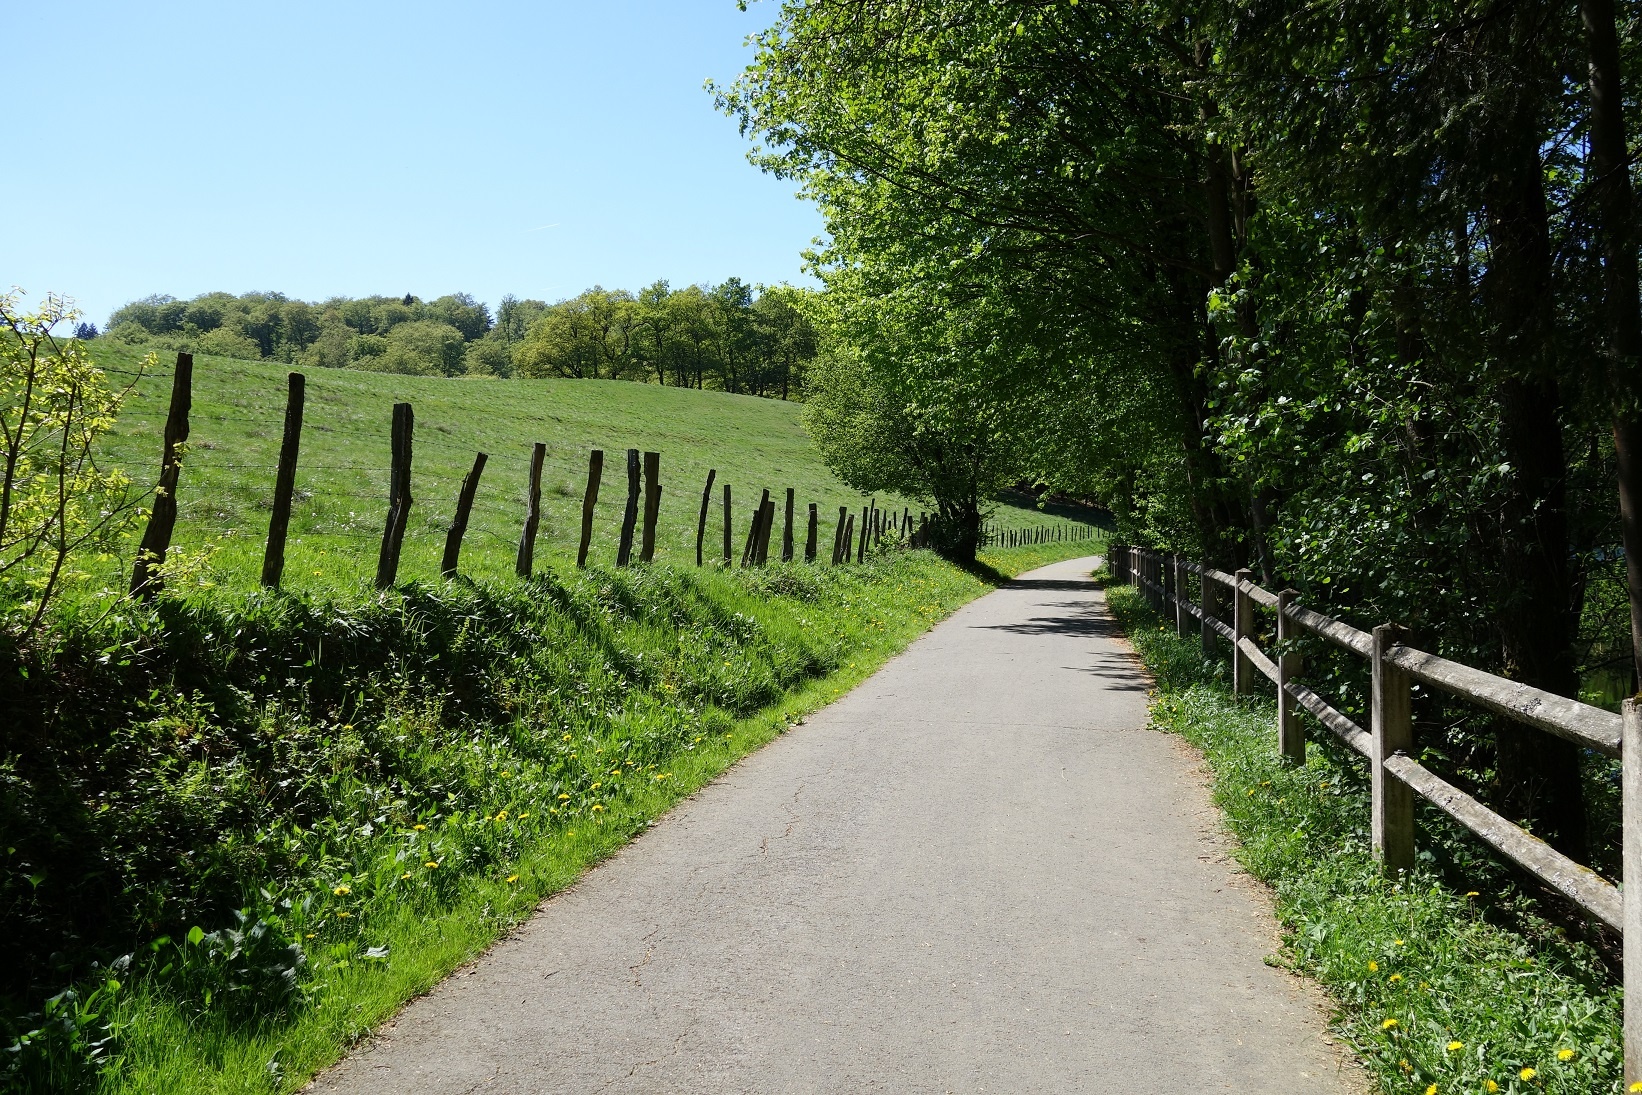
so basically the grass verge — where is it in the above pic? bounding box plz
[5,540,1095,1094]
[1106,582,1622,1095]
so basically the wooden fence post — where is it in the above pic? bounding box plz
[782,488,795,562]
[517,441,546,578]
[805,502,818,562]
[617,448,640,567]
[857,506,869,563]
[442,452,487,578]
[638,451,661,563]
[131,351,193,599]
[1173,556,1188,637]
[1623,699,1641,1089]
[722,484,732,564]
[832,506,847,564]
[577,449,603,568]
[1232,567,1254,694]
[845,513,856,562]
[695,469,716,567]
[260,370,304,589]
[1371,623,1416,875]
[1163,553,1176,626]
[742,489,768,567]
[374,402,414,590]
[1276,589,1305,764]
[758,494,776,565]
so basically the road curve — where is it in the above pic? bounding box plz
[311,555,1359,1094]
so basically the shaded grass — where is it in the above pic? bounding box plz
[1106,583,1623,1095]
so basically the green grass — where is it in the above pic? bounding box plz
[83,344,1099,595]
[1105,582,1623,1095]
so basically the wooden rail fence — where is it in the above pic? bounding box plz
[1111,543,1642,1084]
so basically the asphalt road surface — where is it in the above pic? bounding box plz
[311,555,1359,1094]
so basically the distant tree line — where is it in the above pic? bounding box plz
[103,280,817,398]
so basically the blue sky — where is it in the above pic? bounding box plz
[5,0,821,328]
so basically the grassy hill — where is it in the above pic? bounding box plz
[88,344,1097,593]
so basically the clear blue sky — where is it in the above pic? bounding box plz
[5,0,820,329]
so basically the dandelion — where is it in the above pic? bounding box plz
[400,872,412,880]
[425,861,439,869]
[336,911,351,919]
[1466,891,1480,898]
[1446,1041,1463,1052]
[558,794,570,801]
[1424,1086,1436,1095]
[592,804,605,812]
[1388,974,1402,983]
[506,874,519,884]
[495,809,508,821]
[591,782,602,790]
[1380,1018,1397,1030]
[1630,1084,1642,1094]
[518,813,529,820]
[1557,1049,1573,1062]
[1485,1083,1498,1093]
[1368,961,1380,973]
[332,885,351,896]
[1393,939,1406,946]
[1519,1068,1536,1081]
[413,824,427,831]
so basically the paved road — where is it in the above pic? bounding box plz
[313,556,1358,1094]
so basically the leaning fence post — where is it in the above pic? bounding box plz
[1623,699,1642,1089]
[442,452,487,578]
[374,402,414,590]
[617,448,640,567]
[1276,589,1305,764]
[722,484,732,564]
[260,371,305,589]
[577,449,603,568]
[1371,623,1416,875]
[1232,567,1255,695]
[131,351,194,599]
[742,490,767,567]
[832,506,847,564]
[805,502,818,562]
[782,488,795,562]
[845,513,857,562]
[757,494,776,565]
[857,506,869,563]
[695,469,716,567]
[639,451,661,563]
[517,441,546,578]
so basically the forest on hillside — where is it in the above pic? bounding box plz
[101,279,817,398]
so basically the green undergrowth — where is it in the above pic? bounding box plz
[2,542,1081,1094]
[1106,583,1622,1095]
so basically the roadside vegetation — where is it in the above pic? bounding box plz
[1107,581,1622,1095]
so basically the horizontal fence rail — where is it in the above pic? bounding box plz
[1109,542,1642,1085]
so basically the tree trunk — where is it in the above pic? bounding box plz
[1582,0,1642,689]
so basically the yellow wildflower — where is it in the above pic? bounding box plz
[591,782,602,790]
[1485,1082,1498,1093]
[332,885,350,896]
[1424,1086,1436,1095]
[425,861,439,869]
[558,794,570,801]
[1630,1084,1642,1094]
[413,824,427,831]
[1556,1049,1573,1062]
[1380,1018,1397,1030]
[1519,1068,1536,1081]
[495,809,508,821]
[1393,939,1405,946]
[336,911,351,919]
[1368,961,1379,973]
[506,874,519,884]
[1446,1041,1463,1052]
[592,804,605,812]
[1388,974,1402,983]
[400,872,412,880]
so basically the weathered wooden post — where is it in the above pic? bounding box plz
[722,484,732,564]
[845,513,856,562]
[517,441,546,578]
[742,489,768,567]
[131,351,193,599]
[1232,567,1255,694]
[1371,623,1415,875]
[805,502,818,562]
[832,506,847,564]
[616,448,640,567]
[757,494,776,565]
[1173,556,1189,637]
[1623,699,1641,1088]
[1276,589,1305,763]
[639,451,661,563]
[782,488,795,562]
[577,449,603,568]
[857,506,869,563]
[260,371,305,589]
[1163,554,1176,626]
[374,402,414,590]
[442,452,487,578]
[695,469,716,567]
